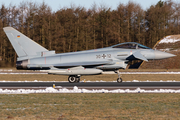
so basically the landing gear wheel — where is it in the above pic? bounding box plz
[114,70,123,83]
[68,75,81,83]
[68,76,76,83]
[117,78,122,83]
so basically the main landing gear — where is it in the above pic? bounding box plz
[68,75,80,83]
[68,71,122,83]
[115,70,122,83]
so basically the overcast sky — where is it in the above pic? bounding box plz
[0,0,176,12]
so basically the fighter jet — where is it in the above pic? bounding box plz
[3,27,176,83]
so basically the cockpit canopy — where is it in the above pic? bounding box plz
[112,42,151,49]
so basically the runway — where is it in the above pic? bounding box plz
[1,82,180,90]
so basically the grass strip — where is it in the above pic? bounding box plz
[0,94,180,119]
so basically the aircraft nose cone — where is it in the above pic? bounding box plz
[154,50,176,59]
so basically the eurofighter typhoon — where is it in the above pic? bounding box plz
[3,27,176,83]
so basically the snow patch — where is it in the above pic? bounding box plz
[103,72,180,74]
[0,87,180,94]
[120,72,180,74]
[159,36,180,44]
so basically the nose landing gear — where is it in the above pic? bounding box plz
[115,70,122,83]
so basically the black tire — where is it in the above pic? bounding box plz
[117,78,122,83]
[68,76,76,83]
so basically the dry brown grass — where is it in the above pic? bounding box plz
[0,94,180,119]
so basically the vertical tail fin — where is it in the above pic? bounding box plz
[3,27,48,58]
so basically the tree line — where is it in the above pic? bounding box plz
[0,0,180,66]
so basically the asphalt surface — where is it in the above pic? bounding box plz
[1,82,180,90]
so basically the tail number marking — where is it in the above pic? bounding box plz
[96,54,111,59]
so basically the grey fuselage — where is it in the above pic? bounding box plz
[16,42,171,71]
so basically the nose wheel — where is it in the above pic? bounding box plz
[115,70,123,83]
[117,78,122,83]
[68,75,81,83]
